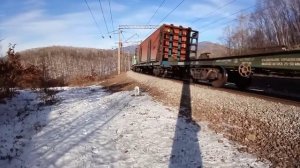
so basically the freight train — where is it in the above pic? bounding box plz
[131,24,300,88]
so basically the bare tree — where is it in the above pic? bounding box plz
[19,46,119,84]
[222,0,300,54]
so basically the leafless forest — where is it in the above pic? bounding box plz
[0,46,131,98]
[223,0,300,55]
[20,46,118,82]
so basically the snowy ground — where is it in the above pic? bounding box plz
[0,86,270,168]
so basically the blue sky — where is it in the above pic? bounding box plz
[0,0,255,55]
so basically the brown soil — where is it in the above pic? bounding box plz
[99,73,178,106]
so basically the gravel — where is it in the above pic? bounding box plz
[126,71,300,167]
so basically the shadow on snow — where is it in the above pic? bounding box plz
[169,79,203,168]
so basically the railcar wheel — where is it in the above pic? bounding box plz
[153,68,160,76]
[211,73,227,87]
[162,69,168,78]
[189,76,198,83]
[211,68,228,88]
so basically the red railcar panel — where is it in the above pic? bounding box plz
[140,27,161,62]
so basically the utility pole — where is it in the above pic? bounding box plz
[118,28,122,75]
[117,25,158,75]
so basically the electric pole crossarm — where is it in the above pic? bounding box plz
[119,25,159,29]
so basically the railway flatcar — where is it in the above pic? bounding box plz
[132,24,300,88]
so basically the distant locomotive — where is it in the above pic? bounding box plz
[131,24,300,88]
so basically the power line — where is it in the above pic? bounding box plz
[198,5,255,31]
[200,16,240,33]
[143,0,185,39]
[124,33,139,43]
[83,0,104,38]
[98,0,110,36]
[147,0,167,25]
[108,0,115,37]
[192,0,237,24]
[158,0,185,25]
[200,4,278,33]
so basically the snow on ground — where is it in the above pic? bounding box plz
[0,86,270,168]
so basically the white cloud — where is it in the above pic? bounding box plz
[2,9,44,26]
[23,0,46,10]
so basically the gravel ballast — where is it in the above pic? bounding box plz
[126,71,300,167]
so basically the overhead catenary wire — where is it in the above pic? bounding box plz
[143,0,185,39]
[192,0,237,24]
[121,31,125,40]
[108,0,115,39]
[198,5,255,31]
[98,0,111,37]
[83,0,104,38]
[124,33,139,43]
[146,0,167,25]
[200,4,278,33]
[200,15,247,33]
[158,0,185,25]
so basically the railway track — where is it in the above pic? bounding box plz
[133,71,300,105]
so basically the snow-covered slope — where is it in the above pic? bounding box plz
[0,86,269,168]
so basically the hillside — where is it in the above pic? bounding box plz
[198,41,228,58]
[18,46,125,84]
[123,45,137,54]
